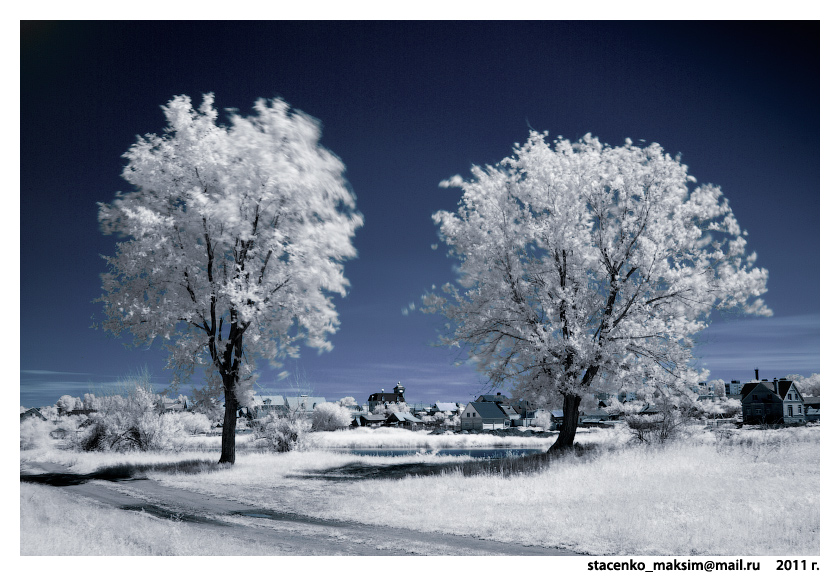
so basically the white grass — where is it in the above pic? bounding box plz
[152,425,819,556]
[20,482,293,555]
[21,424,820,556]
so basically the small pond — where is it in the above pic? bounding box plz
[325,447,546,459]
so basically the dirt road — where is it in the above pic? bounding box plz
[22,462,579,556]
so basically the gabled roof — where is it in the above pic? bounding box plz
[254,394,285,406]
[550,409,564,418]
[386,412,422,423]
[740,381,773,400]
[434,402,458,412]
[777,380,797,399]
[741,380,799,403]
[360,414,387,422]
[498,404,521,419]
[804,397,820,406]
[20,407,47,421]
[468,402,509,420]
[476,393,510,403]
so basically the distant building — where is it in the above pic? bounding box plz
[476,392,510,403]
[385,411,423,430]
[247,395,286,418]
[724,381,743,396]
[368,383,406,412]
[461,401,512,430]
[432,402,459,414]
[740,376,805,425]
[285,395,326,415]
[351,413,387,427]
[20,408,47,422]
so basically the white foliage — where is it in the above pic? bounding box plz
[83,393,99,410]
[97,94,362,446]
[786,373,820,397]
[337,396,358,408]
[426,132,771,408]
[384,402,410,415]
[310,402,351,431]
[534,409,553,431]
[20,417,55,449]
[77,385,185,452]
[56,395,81,414]
[174,411,212,435]
[251,411,311,452]
[694,396,741,418]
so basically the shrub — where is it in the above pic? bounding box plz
[175,411,212,435]
[74,385,186,452]
[251,412,311,452]
[625,409,684,443]
[311,402,351,431]
[534,409,553,431]
[20,417,55,450]
[56,395,81,415]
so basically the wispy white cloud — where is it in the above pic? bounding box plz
[694,314,819,380]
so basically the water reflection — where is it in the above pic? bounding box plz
[326,447,545,458]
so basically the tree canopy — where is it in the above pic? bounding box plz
[98,94,362,463]
[425,131,769,449]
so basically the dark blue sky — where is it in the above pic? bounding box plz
[20,21,820,408]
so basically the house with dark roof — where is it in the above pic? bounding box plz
[740,378,806,425]
[385,411,423,430]
[20,407,47,422]
[368,383,406,412]
[350,413,388,427]
[476,392,510,403]
[460,401,512,431]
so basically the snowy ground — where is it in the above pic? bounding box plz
[20,425,819,556]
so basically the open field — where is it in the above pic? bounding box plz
[20,425,819,556]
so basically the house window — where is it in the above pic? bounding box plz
[787,394,792,400]
[798,405,802,414]
[788,406,793,417]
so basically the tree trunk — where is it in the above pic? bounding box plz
[547,393,581,453]
[219,381,238,465]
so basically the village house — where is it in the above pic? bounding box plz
[580,407,618,426]
[460,401,513,431]
[20,407,47,422]
[160,396,189,413]
[431,402,459,415]
[285,395,327,416]
[385,411,423,430]
[246,395,286,418]
[740,372,806,425]
[476,392,510,403]
[350,413,387,427]
[368,383,407,412]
